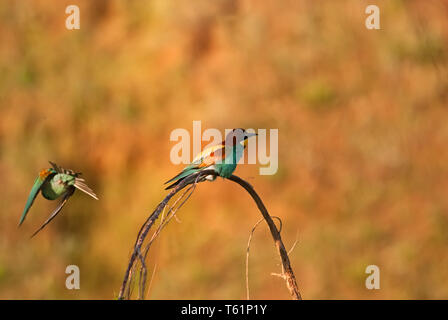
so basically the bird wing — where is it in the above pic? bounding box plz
[191,144,225,165]
[164,144,225,185]
[19,170,55,226]
[49,161,80,176]
[30,187,75,238]
[74,177,99,200]
[49,161,62,173]
[196,144,226,168]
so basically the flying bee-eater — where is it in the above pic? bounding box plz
[19,161,99,237]
[165,128,257,189]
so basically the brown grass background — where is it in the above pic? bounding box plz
[0,0,448,299]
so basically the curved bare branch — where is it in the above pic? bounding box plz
[117,170,302,300]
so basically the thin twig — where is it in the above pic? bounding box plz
[246,218,263,300]
[246,216,284,300]
[138,184,197,298]
[145,263,158,299]
[228,175,302,300]
[118,172,207,299]
[287,233,300,256]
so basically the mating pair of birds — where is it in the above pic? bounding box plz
[20,128,257,237]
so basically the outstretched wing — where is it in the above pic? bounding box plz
[19,170,55,226]
[74,177,99,200]
[49,161,80,176]
[49,161,62,173]
[30,187,75,238]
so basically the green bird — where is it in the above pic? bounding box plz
[165,128,257,189]
[19,161,99,237]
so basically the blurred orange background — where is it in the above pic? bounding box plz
[0,0,448,299]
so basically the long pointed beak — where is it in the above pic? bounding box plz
[245,132,258,139]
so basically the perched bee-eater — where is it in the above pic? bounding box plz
[165,128,257,189]
[19,161,98,237]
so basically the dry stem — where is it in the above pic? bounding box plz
[117,170,302,300]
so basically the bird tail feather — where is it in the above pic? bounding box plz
[164,167,199,185]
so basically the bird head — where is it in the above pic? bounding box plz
[225,128,258,147]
